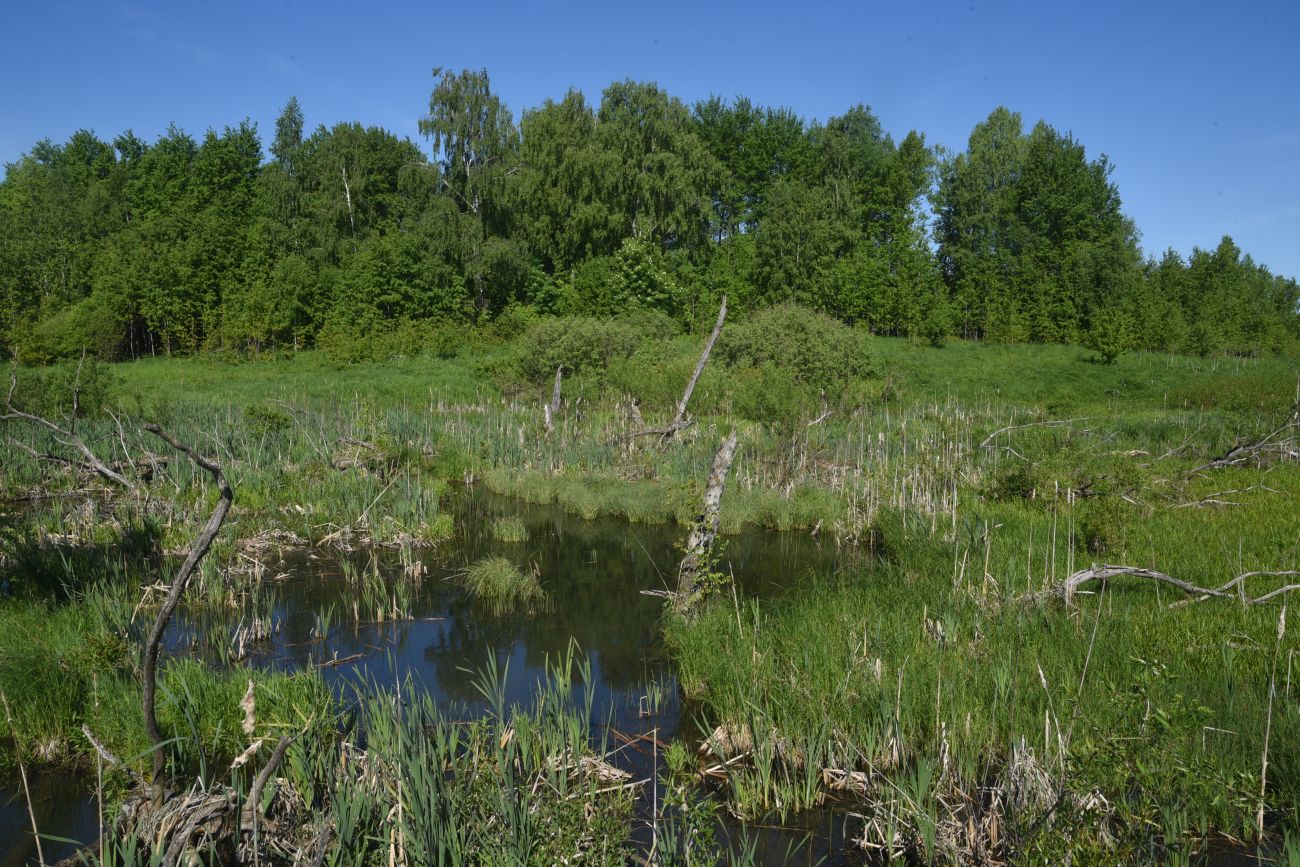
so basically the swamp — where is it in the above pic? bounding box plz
[1,330,1298,866]
[3,46,1300,865]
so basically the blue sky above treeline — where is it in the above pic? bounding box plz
[6,0,1298,278]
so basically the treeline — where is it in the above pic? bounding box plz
[1,69,1296,362]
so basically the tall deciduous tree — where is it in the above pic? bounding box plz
[420,67,521,312]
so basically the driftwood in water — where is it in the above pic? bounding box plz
[543,365,563,434]
[140,423,234,787]
[675,431,739,613]
[1024,563,1300,608]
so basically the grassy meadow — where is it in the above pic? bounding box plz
[1,324,1298,864]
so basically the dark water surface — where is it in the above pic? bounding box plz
[2,488,860,864]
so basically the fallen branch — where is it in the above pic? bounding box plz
[82,724,144,786]
[615,419,695,444]
[1025,564,1300,608]
[979,417,1097,450]
[3,364,136,490]
[1191,403,1299,474]
[140,423,234,787]
[240,734,295,831]
[1169,570,1300,608]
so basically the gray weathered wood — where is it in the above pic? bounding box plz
[671,295,727,430]
[676,431,739,611]
[140,423,234,787]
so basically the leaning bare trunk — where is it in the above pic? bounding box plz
[340,165,355,235]
[676,431,739,614]
[140,424,234,792]
[672,295,727,430]
[543,365,563,434]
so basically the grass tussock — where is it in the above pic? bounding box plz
[461,556,545,610]
[490,515,529,543]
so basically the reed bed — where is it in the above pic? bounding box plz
[2,336,1298,863]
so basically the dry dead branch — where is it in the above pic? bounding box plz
[1025,563,1300,607]
[1191,403,1299,474]
[140,423,234,786]
[672,295,726,431]
[3,364,136,490]
[979,417,1097,450]
[617,295,726,445]
[240,734,295,831]
[542,364,564,434]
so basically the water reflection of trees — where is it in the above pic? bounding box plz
[225,491,852,704]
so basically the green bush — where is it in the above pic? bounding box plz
[16,294,126,363]
[713,305,876,424]
[244,403,292,437]
[6,357,118,420]
[515,315,672,384]
[1084,308,1133,364]
[729,364,817,427]
[317,317,465,363]
[717,304,874,392]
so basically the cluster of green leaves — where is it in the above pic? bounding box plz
[4,71,1293,365]
[934,108,1300,355]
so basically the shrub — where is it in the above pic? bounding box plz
[729,364,817,427]
[16,294,126,363]
[1076,495,1133,556]
[514,314,677,384]
[6,357,118,420]
[317,317,464,363]
[717,304,873,393]
[1085,308,1133,364]
[245,403,292,437]
[715,305,875,424]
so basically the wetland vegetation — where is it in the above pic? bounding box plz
[1,331,1298,865]
[2,63,1299,867]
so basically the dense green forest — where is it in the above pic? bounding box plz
[2,68,1296,362]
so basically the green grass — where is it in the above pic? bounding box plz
[0,582,334,775]
[3,334,1299,863]
[490,515,529,543]
[461,556,545,610]
[56,648,637,866]
[667,463,1300,861]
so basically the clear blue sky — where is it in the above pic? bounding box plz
[5,0,1299,278]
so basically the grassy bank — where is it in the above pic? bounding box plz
[3,330,1299,863]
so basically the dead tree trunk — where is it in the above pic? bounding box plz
[543,365,563,434]
[676,431,739,614]
[140,424,234,790]
[1190,403,1299,473]
[671,295,727,432]
[615,295,727,445]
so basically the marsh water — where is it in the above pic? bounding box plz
[2,488,861,865]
